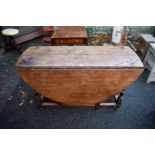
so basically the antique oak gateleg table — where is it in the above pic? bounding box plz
[51,26,88,45]
[16,46,144,109]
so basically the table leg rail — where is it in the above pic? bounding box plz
[35,90,125,110]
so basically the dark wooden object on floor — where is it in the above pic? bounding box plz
[51,26,88,45]
[5,36,19,52]
[16,46,144,108]
[1,28,20,52]
[137,34,155,61]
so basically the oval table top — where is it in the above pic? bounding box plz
[16,46,144,70]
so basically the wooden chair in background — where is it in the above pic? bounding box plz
[42,26,54,42]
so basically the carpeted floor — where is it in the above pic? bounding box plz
[0,38,155,129]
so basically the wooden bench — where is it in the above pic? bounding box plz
[137,34,155,61]
[143,43,155,83]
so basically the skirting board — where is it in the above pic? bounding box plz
[15,30,42,44]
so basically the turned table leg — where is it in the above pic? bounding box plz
[114,90,125,110]
[95,90,125,110]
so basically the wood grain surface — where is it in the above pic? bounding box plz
[16,46,144,69]
[52,26,87,38]
[16,46,144,106]
[51,26,88,45]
